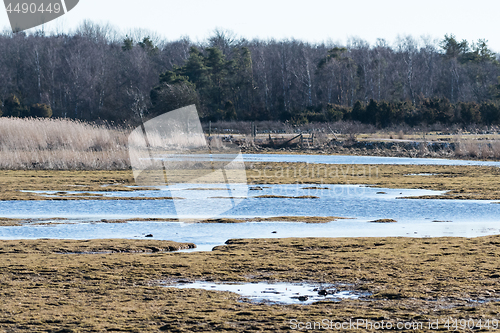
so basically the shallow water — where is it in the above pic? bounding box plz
[242,153,500,166]
[165,281,365,304]
[4,185,498,224]
[2,219,500,252]
[2,184,500,250]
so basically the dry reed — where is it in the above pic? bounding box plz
[454,137,500,159]
[0,117,130,170]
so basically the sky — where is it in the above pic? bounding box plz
[1,0,500,52]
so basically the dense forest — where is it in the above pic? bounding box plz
[0,21,500,127]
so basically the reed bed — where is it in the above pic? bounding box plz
[454,138,500,159]
[0,117,131,170]
[2,117,500,171]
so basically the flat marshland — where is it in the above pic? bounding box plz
[2,237,500,332]
[2,117,500,331]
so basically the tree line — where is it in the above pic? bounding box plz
[0,22,499,127]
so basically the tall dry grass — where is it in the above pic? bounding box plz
[0,117,131,170]
[454,137,500,159]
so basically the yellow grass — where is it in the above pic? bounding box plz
[0,117,130,170]
[2,236,500,332]
[1,162,500,201]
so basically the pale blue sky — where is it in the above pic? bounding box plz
[1,0,499,52]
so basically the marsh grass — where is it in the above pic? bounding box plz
[2,162,500,201]
[2,236,500,332]
[0,117,130,170]
[0,238,195,253]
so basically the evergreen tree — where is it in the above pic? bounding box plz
[227,47,254,118]
[149,82,199,117]
[457,102,481,124]
[122,36,134,51]
[364,99,378,124]
[159,70,190,85]
[326,104,349,122]
[138,37,159,55]
[318,47,348,69]
[462,39,497,64]
[205,47,228,110]
[375,101,396,127]
[440,34,468,61]
[181,47,210,89]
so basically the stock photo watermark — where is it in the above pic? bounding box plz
[290,318,500,331]
[253,163,380,180]
[127,105,383,219]
[128,105,248,219]
[3,0,79,32]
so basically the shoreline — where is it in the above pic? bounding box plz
[0,216,350,227]
[241,141,500,162]
[1,140,499,172]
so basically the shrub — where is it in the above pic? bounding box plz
[326,104,350,122]
[149,82,199,120]
[30,103,53,118]
[418,97,453,124]
[456,102,481,124]
[3,94,24,117]
[351,101,366,122]
[479,102,500,125]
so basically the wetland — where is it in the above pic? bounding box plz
[2,154,500,332]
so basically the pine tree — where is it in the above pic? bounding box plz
[138,37,159,55]
[181,47,209,89]
[205,47,228,110]
[122,36,134,51]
